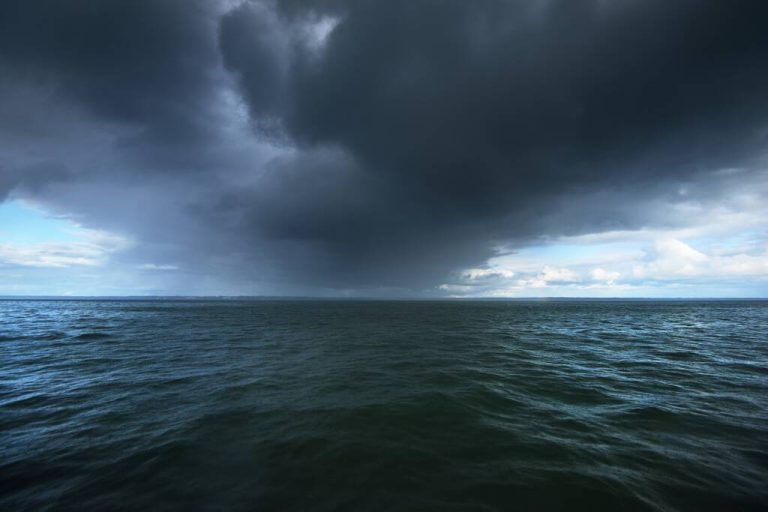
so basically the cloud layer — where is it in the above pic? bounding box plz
[1,0,767,295]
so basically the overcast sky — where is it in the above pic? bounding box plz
[1,0,767,297]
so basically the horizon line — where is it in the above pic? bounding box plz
[1,295,766,301]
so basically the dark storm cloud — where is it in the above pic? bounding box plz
[1,0,768,293]
[0,0,223,169]
[223,0,768,204]
[217,0,768,286]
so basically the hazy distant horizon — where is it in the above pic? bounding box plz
[2,295,766,301]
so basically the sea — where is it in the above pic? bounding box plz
[1,299,767,511]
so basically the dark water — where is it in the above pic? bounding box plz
[1,300,767,511]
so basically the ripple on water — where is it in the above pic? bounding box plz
[1,299,767,512]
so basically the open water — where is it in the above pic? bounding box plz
[1,299,767,511]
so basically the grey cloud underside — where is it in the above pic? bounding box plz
[1,0,767,293]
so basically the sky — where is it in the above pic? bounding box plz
[0,0,767,297]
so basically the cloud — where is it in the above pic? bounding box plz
[138,264,179,271]
[541,266,581,283]
[633,239,708,279]
[1,0,767,295]
[0,243,104,268]
[633,238,768,282]
[0,230,129,269]
[443,225,768,297]
[591,268,620,284]
[462,268,516,281]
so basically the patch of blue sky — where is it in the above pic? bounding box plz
[0,200,81,244]
[494,240,643,267]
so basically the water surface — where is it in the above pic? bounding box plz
[1,299,767,511]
